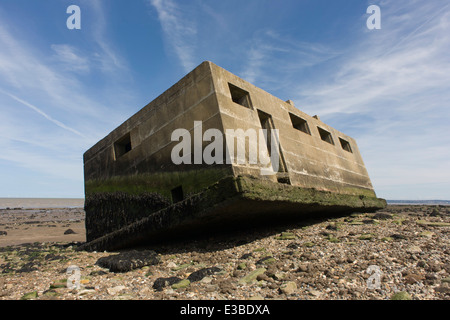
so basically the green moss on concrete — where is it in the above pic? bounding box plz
[85,167,232,199]
[236,176,386,211]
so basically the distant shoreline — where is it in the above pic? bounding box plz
[0,198,85,209]
[1,198,449,210]
[386,200,450,205]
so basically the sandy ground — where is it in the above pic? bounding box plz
[0,203,449,301]
[0,207,85,247]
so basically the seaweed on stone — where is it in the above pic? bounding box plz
[84,191,170,241]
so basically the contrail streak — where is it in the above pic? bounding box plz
[1,90,86,138]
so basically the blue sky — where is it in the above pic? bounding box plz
[0,0,449,200]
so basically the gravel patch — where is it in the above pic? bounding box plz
[0,205,449,300]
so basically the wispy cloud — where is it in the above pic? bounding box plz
[0,2,137,194]
[51,44,90,74]
[87,0,130,74]
[296,1,450,115]
[290,1,450,199]
[149,0,198,72]
[240,30,339,90]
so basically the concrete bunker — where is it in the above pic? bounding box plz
[80,61,386,251]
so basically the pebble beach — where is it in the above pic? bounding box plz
[0,202,449,301]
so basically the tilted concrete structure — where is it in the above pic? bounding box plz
[80,61,386,251]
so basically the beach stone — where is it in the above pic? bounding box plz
[187,267,222,282]
[391,291,412,300]
[0,231,7,236]
[0,262,15,273]
[416,260,427,268]
[240,253,253,259]
[219,279,236,294]
[286,242,300,249]
[403,273,424,284]
[373,212,393,220]
[417,220,450,227]
[96,250,159,272]
[172,279,190,290]
[64,229,76,235]
[406,245,422,254]
[256,273,270,281]
[44,253,66,261]
[435,285,450,294]
[390,233,408,240]
[89,270,108,276]
[280,281,297,295]
[49,279,67,289]
[20,291,38,300]
[239,268,267,284]
[326,223,340,231]
[256,256,276,265]
[42,289,61,298]
[107,285,126,295]
[297,264,308,273]
[152,277,182,291]
[17,262,40,273]
[78,289,96,296]
[308,289,321,297]
[358,234,373,240]
[237,262,246,270]
[419,231,434,238]
[275,232,296,240]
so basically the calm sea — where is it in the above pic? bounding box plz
[0,198,85,209]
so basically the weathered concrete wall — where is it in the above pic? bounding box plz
[84,61,233,199]
[83,62,233,239]
[82,61,384,247]
[210,62,376,198]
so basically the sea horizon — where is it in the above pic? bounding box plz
[1,197,449,210]
[0,197,85,209]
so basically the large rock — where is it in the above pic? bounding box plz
[96,250,159,272]
[187,267,222,282]
[152,277,182,291]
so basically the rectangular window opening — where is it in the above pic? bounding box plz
[317,127,335,145]
[228,83,252,109]
[257,109,287,173]
[171,186,184,203]
[339,138,353,153]
[114,133,132,160]
[289,113,311,135]
[277,175,291,185]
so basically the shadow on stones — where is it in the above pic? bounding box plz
[123,209,364,255]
